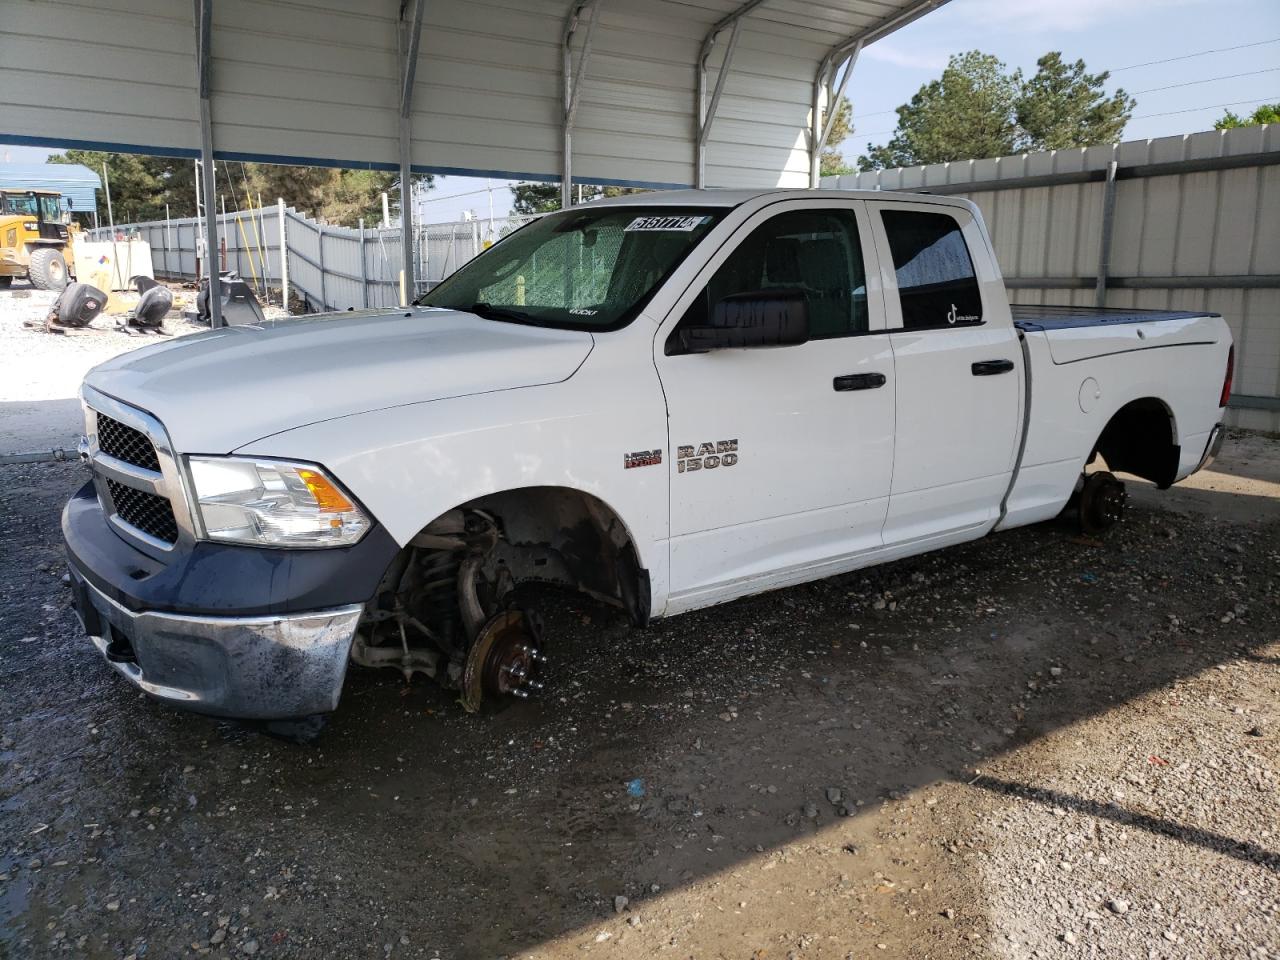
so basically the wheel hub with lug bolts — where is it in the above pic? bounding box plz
[460,609,546,711]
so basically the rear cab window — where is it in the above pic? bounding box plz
[880,209,983,331]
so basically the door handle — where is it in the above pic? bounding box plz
[833,372,887,391]
[971,359,1015,376]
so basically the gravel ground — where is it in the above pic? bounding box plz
[0,281,282,455]
[0,439,1276,960]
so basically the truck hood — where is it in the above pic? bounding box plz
[84,307,594,453]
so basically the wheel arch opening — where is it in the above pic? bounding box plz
[354,485,651,707]
[455,484,651,626]
[1092,397,1180,489]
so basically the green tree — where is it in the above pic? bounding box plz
[511,182,561,214]
[1215,103,1280,129]
[819,96,855,177]
[510,182,647,214]
[858,50,1133,171]
[237,164,426,228]
[49,149,196,224]
[1016,52,1133,151]
[859,52,1023,171]
[48,150,427,228]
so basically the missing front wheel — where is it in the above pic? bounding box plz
[354,508,547,710]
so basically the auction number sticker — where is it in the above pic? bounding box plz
[624,215,709,232]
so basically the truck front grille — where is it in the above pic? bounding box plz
[85,388,193,558]
[105,478,179,545]
[97,413,161,472]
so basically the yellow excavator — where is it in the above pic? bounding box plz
[0,188,78,290]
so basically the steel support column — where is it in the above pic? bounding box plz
[809,40,861,187]
[561,1,601,210]
[695,0,767,189]
[1094,160,1119,308]
[193,0,222,326]
[399,0,425,304]
[810,0,953,187]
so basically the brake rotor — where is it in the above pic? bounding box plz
[1079,470,1126,534]
[460,609,545,713]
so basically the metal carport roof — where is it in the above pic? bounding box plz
[0,163,102,213]
[0,0,950,321]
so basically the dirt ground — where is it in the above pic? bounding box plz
[0,280,280,456]
[0,439,1277,960]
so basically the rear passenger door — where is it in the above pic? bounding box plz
[868,201,1022,545]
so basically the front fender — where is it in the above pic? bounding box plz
[233,342,671,612]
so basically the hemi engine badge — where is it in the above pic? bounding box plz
[624,448,663,469]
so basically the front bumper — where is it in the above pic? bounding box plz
[68,563,363,719]
[63,479,398,719]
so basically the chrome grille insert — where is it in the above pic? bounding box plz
[97,414,161,472]
[105,478,179,545]
[82,386,198,560]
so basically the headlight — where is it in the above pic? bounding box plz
[188,457,370,548]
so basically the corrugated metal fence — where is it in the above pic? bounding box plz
[824,125,1280,433]
[90,208,537,312]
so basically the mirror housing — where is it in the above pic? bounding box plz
[678,288,809,353]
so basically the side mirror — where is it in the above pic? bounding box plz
[679,288,809,353]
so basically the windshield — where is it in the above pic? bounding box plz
[419,206,722,330]
[2,193,39,217]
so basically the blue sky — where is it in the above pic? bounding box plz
[3,0,1277,222]
[844,0,1280,156]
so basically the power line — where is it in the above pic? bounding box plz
[1111,37,1280,72]
[419,185,500,204]
[1125,95,1280,122]
[851,107,900,122]
[854,96,1280,142]
[1131,67,1280,96]
[852,38,1280,124]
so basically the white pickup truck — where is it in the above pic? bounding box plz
[63,189,1233,722]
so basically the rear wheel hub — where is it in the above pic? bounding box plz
[1079,471,1126,534]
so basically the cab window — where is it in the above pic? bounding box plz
[880,209,983,330]
[2,193,38,217]
[38,195,62,222]
[679,208,868,339]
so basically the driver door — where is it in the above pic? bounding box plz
[655,200,895,613]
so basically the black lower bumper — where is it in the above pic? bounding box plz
[62,480,399,617]
[62,481,401,718]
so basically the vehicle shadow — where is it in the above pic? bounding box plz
[2,466,1276,958]
[969,775,1279,872]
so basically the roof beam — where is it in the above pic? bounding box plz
[561,0,602,209]
[809,39,861,187]
[398,0,425,303]
[400,0,425,118]
[193,0,222,326]
[695,0,770,188]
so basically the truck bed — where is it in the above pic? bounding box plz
[1010,304,1219,332]
[1010,304,1223,365]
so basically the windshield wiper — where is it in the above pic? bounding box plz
[463,301,544,325]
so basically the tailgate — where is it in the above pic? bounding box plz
[1011,306,1221,364]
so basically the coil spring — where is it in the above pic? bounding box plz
[417,549,462,652]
